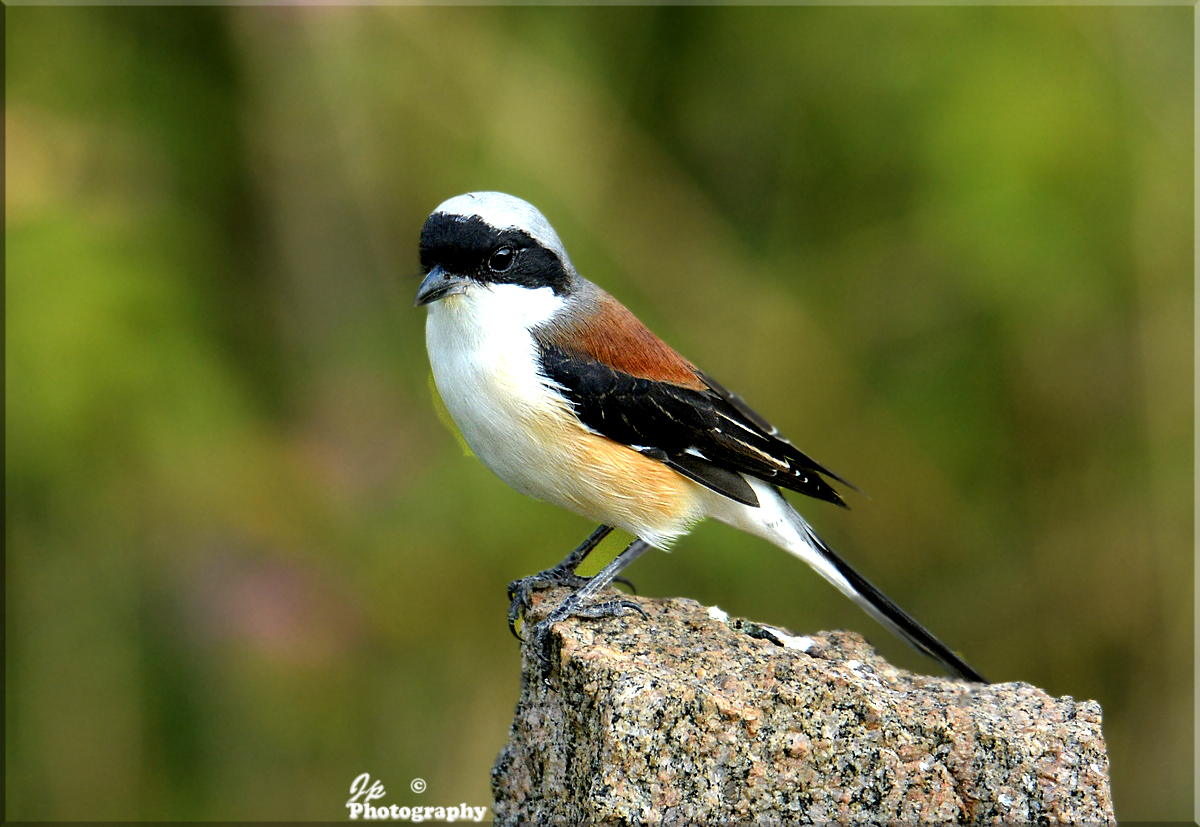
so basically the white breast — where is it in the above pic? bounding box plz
[424,283,577,502]
[423,282,706,547]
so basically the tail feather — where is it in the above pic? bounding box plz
[791,515,987,683]
[709,478,986,683]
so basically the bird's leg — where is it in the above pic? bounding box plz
[507,525,613,637]
[527,538,652,678]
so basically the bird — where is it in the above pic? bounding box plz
[415,191,985,683]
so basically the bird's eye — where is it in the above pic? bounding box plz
[488,246,515,273]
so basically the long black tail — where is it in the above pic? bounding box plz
[790,513,987,683]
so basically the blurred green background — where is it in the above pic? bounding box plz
[6,6,1192,821]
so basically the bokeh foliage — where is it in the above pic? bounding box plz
[6,6,1192,820]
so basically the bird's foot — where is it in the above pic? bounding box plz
[525,592,648,680]
[507,569,637,639]
[507,566,589,638]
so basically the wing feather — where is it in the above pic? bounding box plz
[536,342,851,508]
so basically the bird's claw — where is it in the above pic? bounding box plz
[611,575,638,595]
[507,566,642,639]
[507,567,589,639]
[525,594,649,680]
[571,596,648,622]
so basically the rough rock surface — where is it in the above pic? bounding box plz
[492,590,1115,825]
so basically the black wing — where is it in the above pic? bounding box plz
[538,343,852,508]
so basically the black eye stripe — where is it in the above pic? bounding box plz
[418,213,573,296]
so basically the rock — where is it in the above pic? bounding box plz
[492,591,1115,825]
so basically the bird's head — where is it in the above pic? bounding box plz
[415,192,579,308]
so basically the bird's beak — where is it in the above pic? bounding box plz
[415,266,469,306]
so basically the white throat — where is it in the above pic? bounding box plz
[426,282,564,351]
[423,282,572,497]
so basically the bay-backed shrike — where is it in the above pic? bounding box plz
[415,191,985,683]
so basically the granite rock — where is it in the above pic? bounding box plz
[492,591,1114,825]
